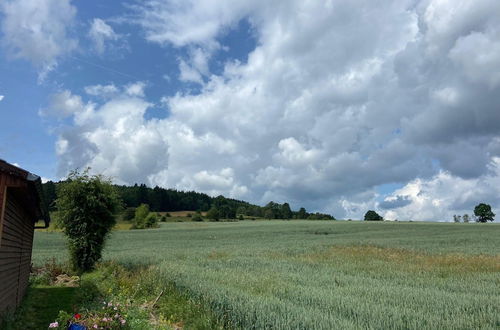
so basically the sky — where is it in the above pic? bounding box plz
[1,0,500,221]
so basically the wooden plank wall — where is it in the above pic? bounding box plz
[0,187,34,315]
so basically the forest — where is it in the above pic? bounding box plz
[42,181,335,220]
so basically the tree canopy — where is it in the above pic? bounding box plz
[474,203,495,223]
[364,210,383,221]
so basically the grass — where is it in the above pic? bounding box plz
[31,221,500,329]
[1,286,78,329]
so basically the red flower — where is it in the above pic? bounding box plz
[74,313,81,320]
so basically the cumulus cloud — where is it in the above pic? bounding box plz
[382,159,500,221]
[41,90,86,118]
[0,0,77,80]
[53,0,500,219]
[0,95,4,101]
[88,18,121,55]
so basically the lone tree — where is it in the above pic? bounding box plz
[364,210,383,221]
[56,170,121,272]
[474,203,495,223]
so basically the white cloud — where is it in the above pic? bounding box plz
[88,18,120,55]
[84,84,119,98]
[380,158,500,221]
[125,82,146,97]
[0,0,77,80]
[53,0,500,219]
[41,90,86,118]
[0,95,4,101]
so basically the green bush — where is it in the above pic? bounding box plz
[56,169,120,272]
[192,213,203,222]
[131,204,159,229]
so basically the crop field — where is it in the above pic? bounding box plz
[33,221,500,329]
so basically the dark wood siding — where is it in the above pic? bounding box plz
[0,189,34,315]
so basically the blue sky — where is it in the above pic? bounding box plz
[1,0,500,221]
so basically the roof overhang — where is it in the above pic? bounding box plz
[0,159,50,227]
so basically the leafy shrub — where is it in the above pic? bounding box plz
[131,205,159,229]
[56,169,121,272]
[192,213,203,221]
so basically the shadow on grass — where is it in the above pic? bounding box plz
[2,286,77,330]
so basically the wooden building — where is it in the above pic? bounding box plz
[0,160,50,317]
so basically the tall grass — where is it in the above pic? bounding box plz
[33,221,500,328]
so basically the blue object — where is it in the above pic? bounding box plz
[68,324,86,330]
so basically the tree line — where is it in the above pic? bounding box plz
[42,181,335,220]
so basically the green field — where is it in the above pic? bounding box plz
[33,221,500,329]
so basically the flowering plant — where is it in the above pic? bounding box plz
[49,301,128,329]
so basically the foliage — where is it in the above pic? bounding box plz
[55,169,121,272]
[474,203,495,222]
[50,303,128,329]
[463,214,470,223]
[43,182,336,221]
[307,212,335,220]
[206,207,220,221]
[281,203,292,219]
[364,210,383,221]
[297,207,307,219]
[192,213,203,222]
[131,204,159,229]
[122,207,136,221]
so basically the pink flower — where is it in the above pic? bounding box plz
[49,321,59,328]
[120,319,126,325]
[113,307,118,310]
[93,324,98,329]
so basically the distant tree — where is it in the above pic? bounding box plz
[56,169,121,272]
[264,209,274,219]
[364,210,383,221]
[281,203,292,219]
[42,180,57,211]
[206,207,220,221]
[474,203,495,223]
[297,207,307,219]
[238,214,244,221]
[453,215,459,223]
[134,204,150,225]
[462,214,470,223]
[132,204,158,229]
[236,206,247,216]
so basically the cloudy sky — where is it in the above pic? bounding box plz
[1,0,500,221]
